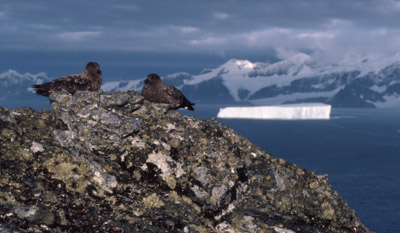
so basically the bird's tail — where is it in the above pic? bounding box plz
[182,98,195,111]
[187,105,195,111]
[32,84,51,96]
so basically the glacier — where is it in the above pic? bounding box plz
[217,103,331,120]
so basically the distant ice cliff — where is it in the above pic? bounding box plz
[217,103,331,120]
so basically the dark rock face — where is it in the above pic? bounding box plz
[328,85,383,108]
[248,71,361,102]
[0,91,370,232]
[182,77,236,103]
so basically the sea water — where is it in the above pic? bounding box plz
[182,105,400,233]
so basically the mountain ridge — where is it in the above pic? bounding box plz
[1,53,399,108]
[0,69,49,102]
[171,53,400,108]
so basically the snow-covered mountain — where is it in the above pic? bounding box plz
[0,70,49,102]
[1,52,399,108]
[103,52,400,108]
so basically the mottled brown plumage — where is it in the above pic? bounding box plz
[141,73,195,111]
[32,62,102,97]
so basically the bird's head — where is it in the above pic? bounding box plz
[85,62,102,75]
[145,73,162,85]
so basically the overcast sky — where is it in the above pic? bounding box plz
[1,0,400,81]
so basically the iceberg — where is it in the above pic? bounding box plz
[217,103,331,120]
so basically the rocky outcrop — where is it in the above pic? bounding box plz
[0,90,370,232]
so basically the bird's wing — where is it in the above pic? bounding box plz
[164,84,195,110]
[49,74,92,93]
[162,85,184,104]
[162,85,183,99]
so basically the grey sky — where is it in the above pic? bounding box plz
[1,0,400,80]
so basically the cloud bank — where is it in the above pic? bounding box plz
[1,0,400,67]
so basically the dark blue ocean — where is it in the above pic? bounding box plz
[2,101,399,232]
[181,105,400,233]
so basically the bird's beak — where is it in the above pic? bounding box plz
[144,79,149,84]
[98,69,102,75]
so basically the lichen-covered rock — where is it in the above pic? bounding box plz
[0,91,370,232]
[50,91,142,155]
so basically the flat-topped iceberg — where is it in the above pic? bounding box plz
[217,103,331,120]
